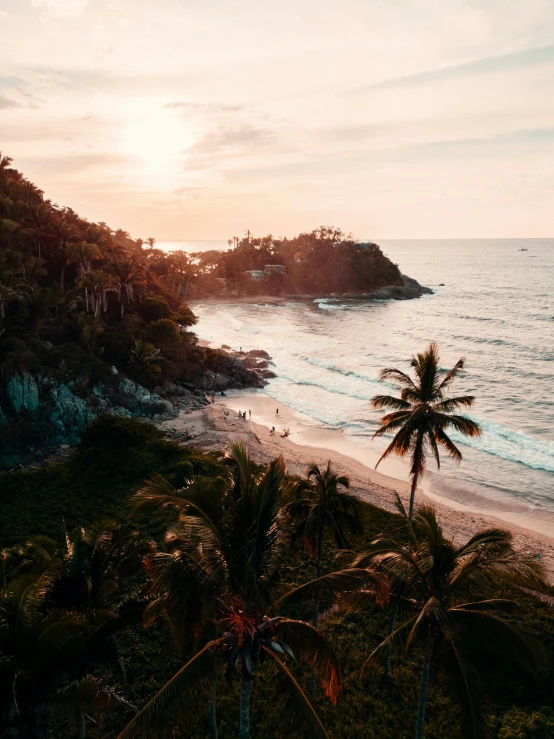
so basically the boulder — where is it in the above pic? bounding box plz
[49,384,94,440]
[117,378,175,419]
[247,349,271,359]
[7,372,40,414]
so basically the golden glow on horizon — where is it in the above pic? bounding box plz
[3,0,554,239]
[121,107,195,186]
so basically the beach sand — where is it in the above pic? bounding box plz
[160,393,554,576]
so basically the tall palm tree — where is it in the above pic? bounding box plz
[371,342,481,520]
[120,444,375,739]
[354,507,547,739]
[66,241,102,277]
[287,462,363,695]
[113,258,146,321]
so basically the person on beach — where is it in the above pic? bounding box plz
[270,426,275,436]
[276,408,279,415]
[249,409,251,419]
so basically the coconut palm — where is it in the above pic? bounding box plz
[371,342,481,520]
[0,569,130,738]
[353,506,547,739]
[287,462,363,695]
[120,444,377,739]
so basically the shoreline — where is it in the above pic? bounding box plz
[161,395,554,576]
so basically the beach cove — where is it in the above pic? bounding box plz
[161,393,554,576]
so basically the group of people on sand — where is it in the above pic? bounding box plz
[270,409,289,438]
[231,406,289,438]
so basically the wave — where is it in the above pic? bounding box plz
[452,418,554,473]
[272,365,554,474]
[317,302,351,311]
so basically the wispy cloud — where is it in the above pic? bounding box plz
[165,101,246,113]
[0,96,22,110]
[354,44,554,93]
[31,0,89,19]
[186,126,274,156]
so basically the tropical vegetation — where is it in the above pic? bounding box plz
[0,414,553,739]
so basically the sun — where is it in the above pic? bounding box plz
[121,105,196,186]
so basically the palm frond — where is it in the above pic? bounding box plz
[116,638,223,739]
[378,367,417,390]
[432,395,476,412]
[441,627,489,739]
[449,607,544,674]
[436,357,466,394]
[435,414,481,437]
[360,615,418,674]
[371,395,411,411]
[275,568,388,610]
[263,647,329,738]
[52,675,135,714]
[434,428,463,462]
[273,619,340,704]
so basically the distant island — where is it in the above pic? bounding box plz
[0,153,428,465]
[186,227,432,300]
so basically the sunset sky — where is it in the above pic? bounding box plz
[1,0,554,240]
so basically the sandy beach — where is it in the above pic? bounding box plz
[160,392,554,576]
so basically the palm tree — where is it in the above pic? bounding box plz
[0,569,130,738]
[354,506,547,739]
[119,444,375,739]
[146,237,156,250]
[66,241,103,277]
[371,342,481,520]
[113,258,146,321]
[287,462,363,695]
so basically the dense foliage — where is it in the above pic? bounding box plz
[1,416,554,739]
[190,226,404,297]
[0,151,203,393]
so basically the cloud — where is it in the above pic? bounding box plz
[31,0,89,19]
[353,43,554,93]
[185,126,274,156]
[165,101,246,113]
[0,96,22,110]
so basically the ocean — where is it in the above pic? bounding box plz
[161,239,554,521]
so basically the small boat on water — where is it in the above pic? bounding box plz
[518,248,528,251]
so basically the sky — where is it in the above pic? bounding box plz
[1,0,554,240]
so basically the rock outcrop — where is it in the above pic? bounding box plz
[117,379,175,420]
[7,372,40,413]
[0,344,272,467]
[49,384,95,443]
[369,274,433,300]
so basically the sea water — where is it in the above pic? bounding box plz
[163,239,554,517]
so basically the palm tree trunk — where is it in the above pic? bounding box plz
[382,605,397,684]
[408,431,424,520]
[209,674,218,739]
[415,631,435,739]
[310,523,324,698]
[239,668,251,739]
[77,712,86,739]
